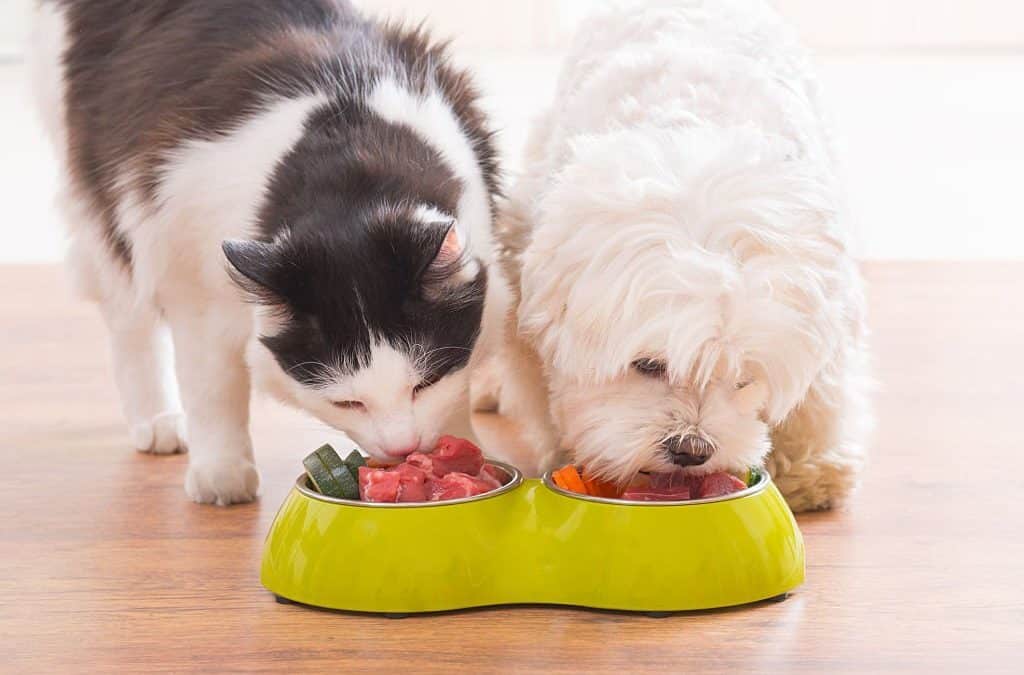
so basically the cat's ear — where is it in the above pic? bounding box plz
[431,221,465,269]
[222,239,285,302]
[421,220,479,298]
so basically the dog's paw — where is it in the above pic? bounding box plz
[131,412,187,455]
[184,458,261,506]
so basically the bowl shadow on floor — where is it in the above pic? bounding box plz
[270,592,794,620]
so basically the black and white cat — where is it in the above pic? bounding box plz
[30,0,500,504]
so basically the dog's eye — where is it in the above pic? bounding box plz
[332,400,366,411]
[632,359,668,378]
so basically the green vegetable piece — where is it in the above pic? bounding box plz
[303,452,341,497]
[303,444,360,500]
[343,449,367,473]
[331,462,360,500]
[313,443,344,473]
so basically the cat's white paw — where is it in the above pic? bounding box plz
[184,458,261,506]
[131,412,187,454]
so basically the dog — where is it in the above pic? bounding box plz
[487,0,871,511]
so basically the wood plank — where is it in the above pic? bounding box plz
[0,263,1021,673]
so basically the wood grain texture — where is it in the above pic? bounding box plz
[1,263,1022,673]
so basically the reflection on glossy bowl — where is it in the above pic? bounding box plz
[261,464,804,613]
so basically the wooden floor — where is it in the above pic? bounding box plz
[1,263,1021,673]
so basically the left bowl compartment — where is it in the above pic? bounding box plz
[260,462,525,613]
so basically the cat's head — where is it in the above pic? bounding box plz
[223,205,486,460]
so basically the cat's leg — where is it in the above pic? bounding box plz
[766,346,872,512]
[66,218,185,454]
[162,292,260,505]
[493,324,565,477]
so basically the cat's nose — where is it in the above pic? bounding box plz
[663,434,714,466]
[383,442,420,458]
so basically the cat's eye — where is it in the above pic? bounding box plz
[412,380,434,397]
[332,400,366,411]
[632,358,668,378]
[735,380,754,390]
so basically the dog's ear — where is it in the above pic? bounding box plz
[733,380,768,416]
[222,239,288,302]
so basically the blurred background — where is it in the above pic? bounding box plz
[2,0,1023,260]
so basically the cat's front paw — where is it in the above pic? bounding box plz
[184,458,261,506]
[131,412,187,454]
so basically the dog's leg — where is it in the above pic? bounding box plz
[164,294,260,505]
[67,220,186,454]
[766,350,871,512]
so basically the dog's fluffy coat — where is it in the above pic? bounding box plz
[490,0,870,511]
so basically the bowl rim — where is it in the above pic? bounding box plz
[293,460,524,508]
[541,467,770,506]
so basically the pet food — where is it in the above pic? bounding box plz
[305,436,507,503]
[552,463,751,502]
[302,445,364,500]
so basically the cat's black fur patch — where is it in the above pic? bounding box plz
[225,208,486,386]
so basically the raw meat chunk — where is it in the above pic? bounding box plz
[430,472,496,501]
[695,472,747,498]
[354,437,506,503]
[430,435,485,476]
[621,486,692,501]
[393,463,431,503]
[358,467,401,502]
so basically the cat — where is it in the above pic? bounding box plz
[29,0,499,504]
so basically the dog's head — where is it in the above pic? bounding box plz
[518,127,848,483]
[225,204,486,460]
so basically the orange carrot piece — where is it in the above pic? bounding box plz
[554,465,588,494]
[551,469,567,490]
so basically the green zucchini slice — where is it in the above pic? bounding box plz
[303,444,360,500]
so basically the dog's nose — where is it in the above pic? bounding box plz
[663,434,714,466]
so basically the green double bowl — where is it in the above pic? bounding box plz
[260,463,804,613]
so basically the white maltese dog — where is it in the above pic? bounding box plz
[487,0,871,511]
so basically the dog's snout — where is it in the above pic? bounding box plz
[663,434,714,467]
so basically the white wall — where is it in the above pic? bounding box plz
[773,0,1024,50]
[359,0,1024,51]
[3,0,1024,54]
[0,0,31,57]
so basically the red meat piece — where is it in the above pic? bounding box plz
[358,466,401,502]
[405,452,435,476]
[393,463,431,503]
[430,472,495,501]
[648,469,688,490]
[696,472,747,498]
[356,437,501,502]
[621,485,691,501]
[430,435,485,476]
